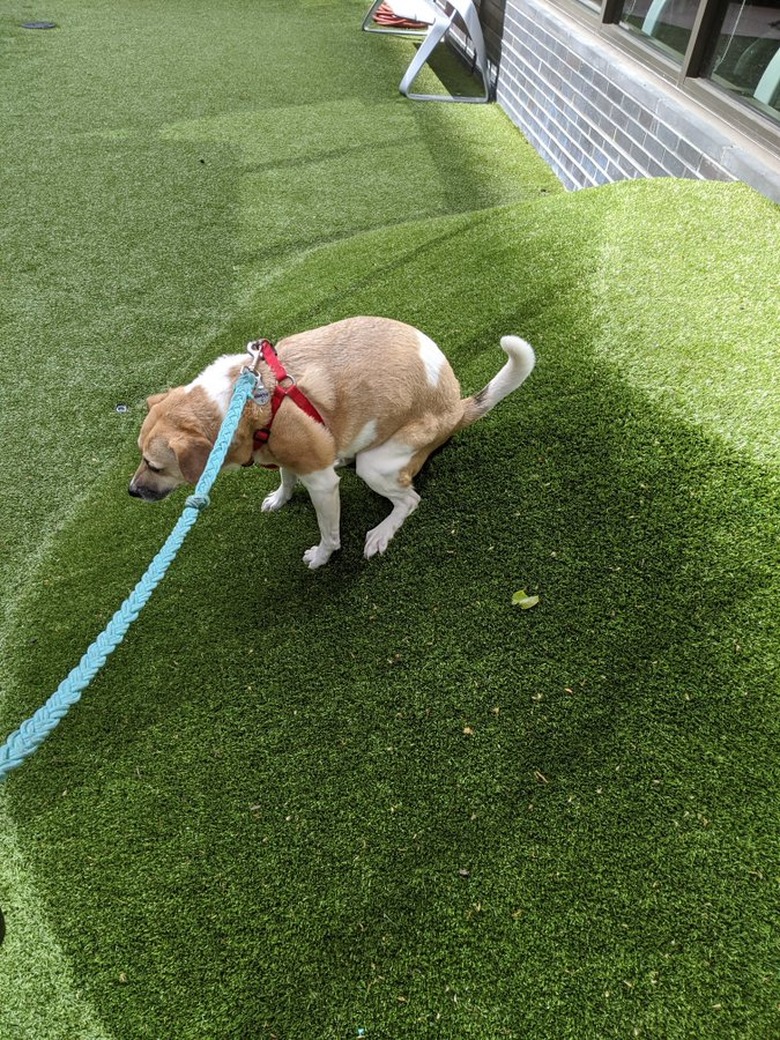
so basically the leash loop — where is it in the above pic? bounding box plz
[184,493,211,511]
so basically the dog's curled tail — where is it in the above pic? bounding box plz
[456,336,536,431]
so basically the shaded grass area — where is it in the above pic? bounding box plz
[1,2,779,1039]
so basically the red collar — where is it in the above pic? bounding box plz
[250,339,327,454]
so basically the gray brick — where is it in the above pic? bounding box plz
[610,125,630,154]
[676,136,704,170]
[605,160,627,180]
[594,147,610,170]
[620,94,643,124]
[697,154,731,180]
[644,155,670,178]
[654,119,680,152]
[656,153,692,178]
[627,132,649,163]
[591,71,610,97]
[606,81,626,106]
[636,105,657,132]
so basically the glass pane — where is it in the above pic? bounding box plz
[704,0,780,116]
[619,0,700,60]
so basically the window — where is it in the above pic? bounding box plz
[602,0,780,123]
[704,0,780,115]
[619,0,699,60]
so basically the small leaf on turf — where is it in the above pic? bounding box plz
[512,590,539,609]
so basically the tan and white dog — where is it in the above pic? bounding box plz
[129,316,535,568]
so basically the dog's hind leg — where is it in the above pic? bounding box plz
[356,438,424,559]
[262,466,298,513]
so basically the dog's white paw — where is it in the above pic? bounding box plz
[303,544,336,569]
[262,489,291,512]
[364,522,394,560]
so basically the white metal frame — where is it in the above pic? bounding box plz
[362,0,490,103]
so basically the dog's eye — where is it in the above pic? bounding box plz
[144,459,163,474]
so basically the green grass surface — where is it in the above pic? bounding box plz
[1,2,778,1038]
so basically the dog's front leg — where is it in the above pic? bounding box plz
[261,466,298,513]
[297,467,341,569]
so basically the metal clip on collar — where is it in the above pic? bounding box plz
[243,341,270,406]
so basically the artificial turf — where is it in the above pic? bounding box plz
[0,2,778,1038]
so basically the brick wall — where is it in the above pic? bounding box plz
[480,0,743,190]
[463,0,770,201]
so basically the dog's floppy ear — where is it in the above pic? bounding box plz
[146,391,170,411]
[171,434,212,485]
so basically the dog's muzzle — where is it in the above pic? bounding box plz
[128,482,170,502]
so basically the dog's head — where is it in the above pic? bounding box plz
[129,389,215,502]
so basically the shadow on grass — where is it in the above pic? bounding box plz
[3,195,778,1038]
[399,35,488,101]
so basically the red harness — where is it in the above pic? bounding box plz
[249,339,327,454]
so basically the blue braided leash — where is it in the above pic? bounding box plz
[0,368,259,783]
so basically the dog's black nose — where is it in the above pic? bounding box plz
[128,484,143,498]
